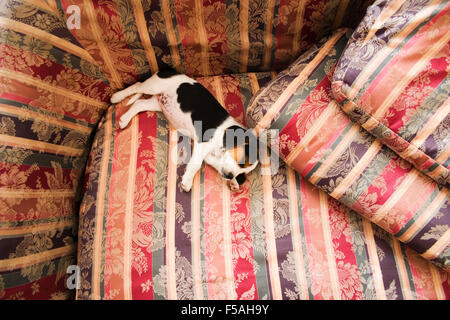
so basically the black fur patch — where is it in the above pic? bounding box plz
[235,173,246,185]
[157,67,180,78]
[176,82,230,142]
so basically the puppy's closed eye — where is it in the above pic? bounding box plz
[235,173,246,185]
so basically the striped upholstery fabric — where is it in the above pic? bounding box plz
[76,72,449,300]
[245,29,450,271]
[0,1,111,299]
[0,0,376,299]
[60,0,374,82]
[332,0,450,187]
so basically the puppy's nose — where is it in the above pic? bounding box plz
[227,180,240,192]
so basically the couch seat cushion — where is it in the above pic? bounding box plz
[77,71,449,300]
[332,0,450,187]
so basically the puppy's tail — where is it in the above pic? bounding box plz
[126,93,143,106]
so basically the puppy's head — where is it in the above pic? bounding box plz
[221,126,259,191]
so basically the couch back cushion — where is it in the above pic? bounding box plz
[332,0,450,187]
[61,0,375,83]
[0,0,112,299]
[245,29,450,270]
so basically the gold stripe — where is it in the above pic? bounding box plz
[161,0,182,70]
[262,152,282,299]
[248,73,259,95]
[254,30,346,134]
[429,264,445,300]
[421,228,450,260]
[285,101,338,165]
[23,0,60,16]
[191,172,203,299]
[372,32,450,120]
[0,244,74,272]
[392,239,414,300]
[362,219,387,300]
[348,0,445,99]
[372,170,419,224]
[292,1,306,56]
[287,167,309,300]
[263,0,275,70]
[409,97,450,151]
[195,0,211,76]
[83,0,122,88]
[330,140,383,199]
[0,103,91,134]
[165,126,178,299]
[398,188,448,243]
[91,109,112,300]
[239,0,250,73]
[0,188,74,198]
[0,133,84,157]
[319,191,341,299]
[124,116,138,299]
[0,69,106,109]
[0,219,74,236]
[362,0,406,45]
[308,124,360,184]
[0,17,95,64]
[131,0,158,74]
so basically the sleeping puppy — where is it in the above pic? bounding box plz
[111,68,259,192]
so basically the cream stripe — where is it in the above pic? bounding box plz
[319,191,341,299]
[0,219,74,236]
[262,153,282,299]
[0,69,107,109]
[0,103,91,134]
[287,167,309,300]
[398,188,448,243]
[292,1,306,55]
[254,30,346,133]
[131,0,158,74]
[0,17,95,64]
[372,32,450,120]
[348,0,445,99]
[362,219,387,300]
[362,0,406,45]
[83,0,122,88]
[239,0,249,73]
[429,264,445,300]
[161,0,182,70]
[435,144,450,164]
[0,133,84,157]
[308,124,360,184]
[331,0,349,29]
[392,239,414,300]
[263,0,275,70]
[285,101,338,165]
[0,244,75,272]
[372,170,419,224]
[408,97,450,150]
[421,228,450,260]
[123,116,138,299]
[92,109,112,300]
[165,126,178,299]
[0,188,74,198]
[195,0,211,76]
[191,172,203,299]
[330,140,383,199]
[213,77,235,299]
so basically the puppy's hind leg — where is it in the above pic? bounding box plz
[119,96,161,129]
[111,82,143,104]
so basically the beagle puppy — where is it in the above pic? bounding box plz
[111,68,259,192]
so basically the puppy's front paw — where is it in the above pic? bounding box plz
[119,116,130,129]
[181,176,193,192]
[111,92,123,104]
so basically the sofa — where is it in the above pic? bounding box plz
[0,0,448,300]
